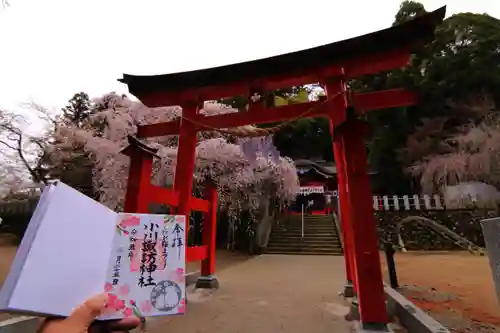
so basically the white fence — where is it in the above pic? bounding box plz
[326,191,446,211]
[372,194,444,211]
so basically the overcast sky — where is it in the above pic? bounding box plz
[0,0,499,113]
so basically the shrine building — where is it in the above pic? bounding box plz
[292,159,379,214]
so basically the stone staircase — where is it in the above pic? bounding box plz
[266,214,343,255]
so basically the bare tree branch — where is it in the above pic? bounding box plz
[0,108,50,185]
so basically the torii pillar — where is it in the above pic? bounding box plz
[326,79,388,329]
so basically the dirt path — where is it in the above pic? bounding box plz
[382,251,500,332]
[146,255,353,333]
[0,247,352,333]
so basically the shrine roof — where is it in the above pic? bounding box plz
[295,159,378,177]
[295,159,337,178]
[119,6,445,95]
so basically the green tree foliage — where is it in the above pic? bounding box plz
[220,85,333,160]
[61,92,93,127]
[400,5,500,192]
[43,92,97,198]
[393,1,426,25]
[268,86,333,160]
[353,1,500,193]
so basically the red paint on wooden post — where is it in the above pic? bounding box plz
[333,137,354,287]
[173,105,198,243]
[339,118,388,325]
[123,146,153,213]
[326,79,356,291]
[201,184,217,276]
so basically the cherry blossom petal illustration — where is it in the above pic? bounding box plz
[140,300,153,314]
[177,298,186,314]
[104,282,113,292]
[115,299,126,310]
[122,307,134,317]
[168,268,185,283]
[119,216,141,227]
[106,293,119,309]
[118,284,130,296]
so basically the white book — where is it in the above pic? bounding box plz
[0,182,186,319]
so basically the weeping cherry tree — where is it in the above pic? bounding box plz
[48,93,299,223]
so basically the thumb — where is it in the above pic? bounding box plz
[65,293,108,329]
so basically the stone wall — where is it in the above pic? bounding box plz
[375,209,497,250]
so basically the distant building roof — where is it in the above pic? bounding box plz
[295,159,336,178]
[294,159,377,178]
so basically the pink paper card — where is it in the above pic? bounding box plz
[101,214,186,319]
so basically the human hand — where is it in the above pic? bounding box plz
[37,293,141,333]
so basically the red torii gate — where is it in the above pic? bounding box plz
[119,7,445,330]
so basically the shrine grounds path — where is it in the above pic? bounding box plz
[0,247,352,332]
[381,251,500,332]
[147,254,354,333]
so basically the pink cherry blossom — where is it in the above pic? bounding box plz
[106,293,126,311]
[115,299,126,310]
[106,293,118,309]
[122,307,134,317]
[48,93,300,215]
[118,284,130,296]
[177,298,186,314]
[171,268,185,282]
[104,282,113,292]
[140,300,153,314]
[119,216,140,227]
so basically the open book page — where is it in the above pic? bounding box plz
[0,184,55,310]
[6,182,117,316]
[101,214,186,319]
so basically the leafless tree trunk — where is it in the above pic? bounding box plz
[0,104,57,186]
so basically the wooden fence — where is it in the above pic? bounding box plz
[372,194,444,211]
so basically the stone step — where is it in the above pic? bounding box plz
[267,245,341,251]
[270,237,339,243]
[268,239,342,247]
[271,231,339,238]
[266,247,342,254]
[283,224,333,228]
[272,232,337,237]
[266,251,344,256]
[303,217,332,220]
[269,239,341,246]
[268,239,340,246]
[287,215,332,218]
[274,226,337,231]
[282,222,334,227]
[278,220,334,224]
[274,226,336,230]
[268,213,343,255]
[265,248,343,255]
[271,232,338,238]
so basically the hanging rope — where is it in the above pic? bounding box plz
[179,90,346,138]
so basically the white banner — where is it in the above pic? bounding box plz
[298,186,324,195]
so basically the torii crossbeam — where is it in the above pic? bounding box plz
[119,6,445,331]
